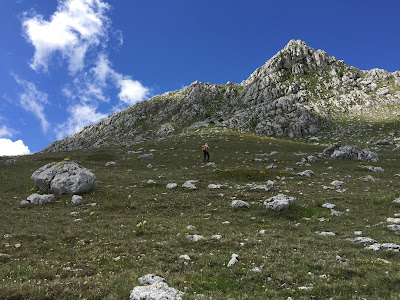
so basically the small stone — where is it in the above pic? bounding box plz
[354,231,362,236]
[105,161,117,167]
[139,154,153,160]
[316,231,336,236]
[297,170,315,177]
[388,224,400,231]
[208,184,222,189]
[211,235,222,240]
[166,183,178,189]
[179,255,191,261]
[331,180,345,188]
[231,200,250,208]
[322,203,335,209]
[387,218,400,224]
[186,225,196,230]
[227,254,239,267]
[186,235,204,241]
[71,195,83,205]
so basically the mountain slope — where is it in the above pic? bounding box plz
[43,40,400,152]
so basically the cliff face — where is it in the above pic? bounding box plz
[42,40,400,152]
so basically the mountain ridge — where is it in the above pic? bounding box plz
[42,40,400,152]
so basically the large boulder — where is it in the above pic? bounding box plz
[31,162,96,195]
[264,194,296,211]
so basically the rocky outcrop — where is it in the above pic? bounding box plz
[320,145,379,162]
[31,162,96,195]
[40,40,400,153]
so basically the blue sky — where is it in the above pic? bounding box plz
[1,0,399,155]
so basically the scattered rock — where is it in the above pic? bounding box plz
[24,193,55,205]
[393,198,400,204]
[264,194,295,211]
[182,181,197,189]
[388,224,400,231]
[105,161,117,167]
[360,165,384,172]
[330,180,344,188]
[231,200,250,208]
[208,184,222,189]
[322,203,335,209]
[331,209,344,216]
[186,225,196,230]
[316,231,336,236]
[166,183,178,189]
[387,218,400,224]
[186,235,204,241]
[227,254,239,267]
[139,154,154,160]
[71,195,83,205]
[320,145,378,162]
[360,175,377,182]
[307,155,318,162]
[211,235,222,240]
[297,170,315,177]
[346,237,377,244]
[179,255,191,261]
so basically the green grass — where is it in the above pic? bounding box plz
[0,130,400,299]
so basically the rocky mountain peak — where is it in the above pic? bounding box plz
[242,39,334,85]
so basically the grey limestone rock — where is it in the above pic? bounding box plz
[139,154,154,160]
[26,193,55,205]
[32,162,95,195]
[129,282,182,300]
[320,145,378,162]
[297,170,315,177]
[346,237,377,244]
[156,123,175,137]
[231,200,250,208]
[186,234,204,241]
[105,161,117,167]
[71,195,83,205]
[264,194,295,211]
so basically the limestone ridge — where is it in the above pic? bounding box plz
[42,40,400,152]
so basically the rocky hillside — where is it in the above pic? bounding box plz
[43,40,400,152]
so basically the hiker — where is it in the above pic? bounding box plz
[202,143,210,163]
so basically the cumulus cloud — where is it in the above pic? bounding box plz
[92,54,150,105]
[116,77,149,105]
[56,104,107,139]
[0,139,31,156]
[22,0,110,73]
[14,75,50,133]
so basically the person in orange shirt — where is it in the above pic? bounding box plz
[202,143,210,163]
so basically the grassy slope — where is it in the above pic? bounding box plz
[0,128,400,299]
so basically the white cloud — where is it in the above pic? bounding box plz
[0,139,31,156]
[117,77,149,105]
[92,54,150,105]
[56,104,107,139]
[0,125,15,138]
[22,0,110,73]
[14,75,50,133]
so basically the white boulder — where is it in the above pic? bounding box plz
[32,162,96,195]
[264,194,295,211]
